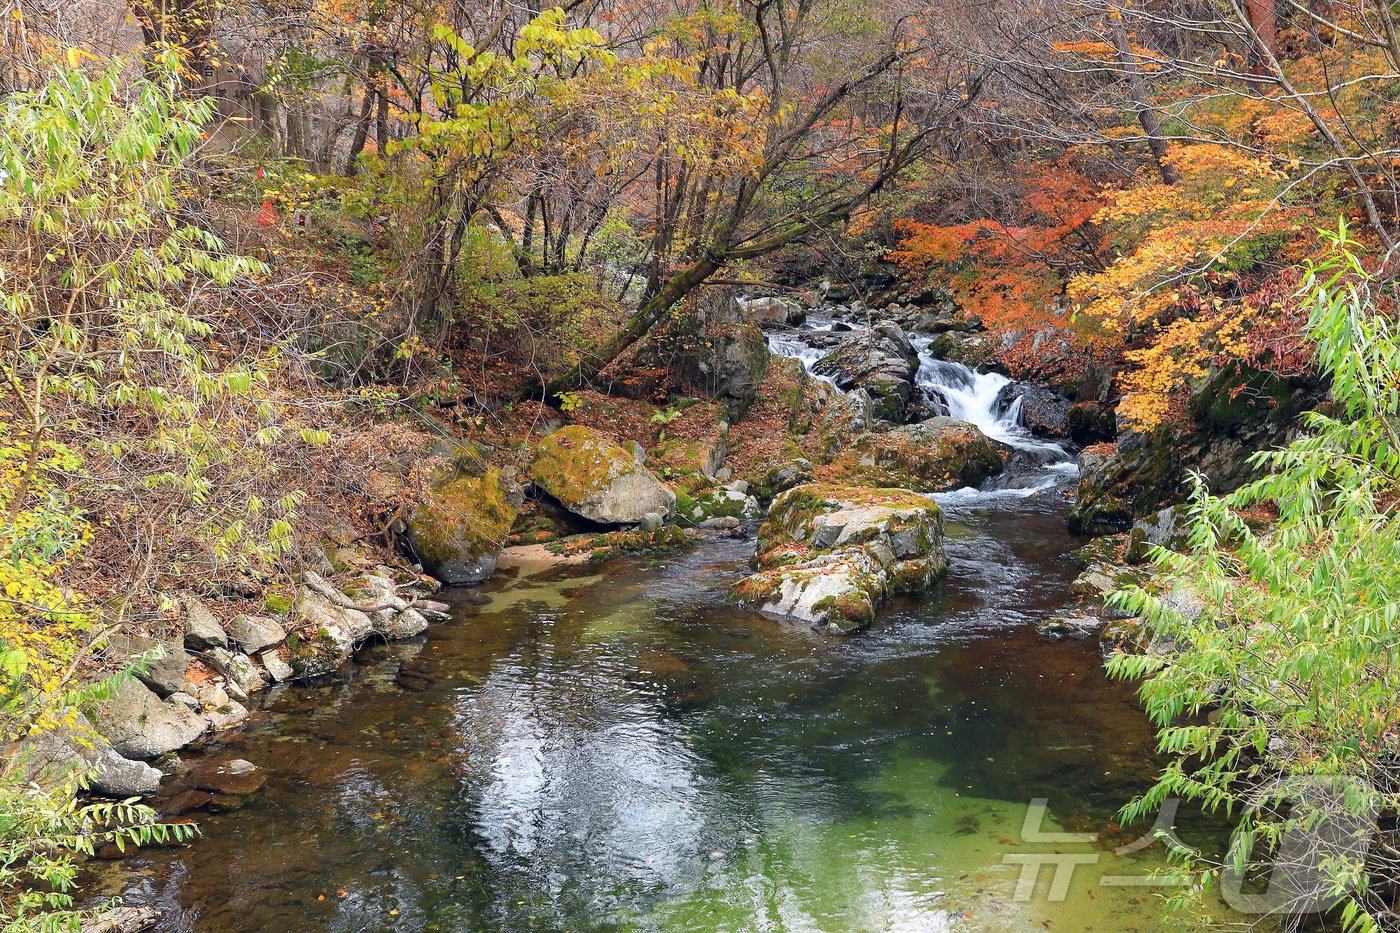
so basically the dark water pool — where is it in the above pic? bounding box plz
[94,498,1244,932]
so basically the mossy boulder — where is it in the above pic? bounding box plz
[547,525,696,563]
[812,323,920,423]
[405,442,521,586]
[729,483,946,633]
[673,484,761,526]
[531,425,676,524]
[1067,364,1322,537]
[828,418,1004,493]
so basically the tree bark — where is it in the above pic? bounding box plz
[1110,15,1179,184]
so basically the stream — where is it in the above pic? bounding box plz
[91,321,1249,932]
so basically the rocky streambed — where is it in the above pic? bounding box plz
[59,286,1259,932]
[84,469,1250,933]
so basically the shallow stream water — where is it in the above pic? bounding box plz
[95,492,1248,932]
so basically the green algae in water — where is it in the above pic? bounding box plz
[90,508,1250,933]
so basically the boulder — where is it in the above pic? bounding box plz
[1067,366,1323,536]
[183,598,227,651]
[260,650,294,683]
[743,296,807,328]
[674,485,761,526]
[404,441,521,586]
[753,459,815,502]
[9,711,163,796]
[829,418,1004,493]
[996,382,1072,437]
[206,700,249,731]
[106,634,189,697]
[296,582,373,642]
[284,627,352,680]
[207,649,267,702]
[730,484,946,632]
[681,321,772,420]
[224,614,284,654]
[812,323,920,423]
[86,679,209,760]
[384,607,431,638]
[1066,401,1117,445]
[531,425,676,524]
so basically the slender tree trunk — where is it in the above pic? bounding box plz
[1110,16,1179,184]
[1242,0,1280,73]
[543,252,721,401]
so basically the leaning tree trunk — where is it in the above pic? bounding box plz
[542,252,720,402]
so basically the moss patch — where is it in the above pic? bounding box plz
[547,525,695,563]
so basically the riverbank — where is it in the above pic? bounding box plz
[87,493,1246,932]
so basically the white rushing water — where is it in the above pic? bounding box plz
[766,319,1078,504]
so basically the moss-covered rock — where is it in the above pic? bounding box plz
[405,441,520,586]
[532,425,676,524]
[811,323,920,424]
[826,418,1004,493]
[729,483,946,633]
[672,484,761,526]
[548,525,696,563]
[1067,364,1323,537]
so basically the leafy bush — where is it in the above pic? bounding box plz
[1110,226,1400,931]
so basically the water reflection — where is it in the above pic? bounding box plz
[92,508,1242,932]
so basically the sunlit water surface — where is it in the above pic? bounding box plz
[93,499,1248,932]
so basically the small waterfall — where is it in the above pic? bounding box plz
[765,315,1078,503]
[912,345,1065,459]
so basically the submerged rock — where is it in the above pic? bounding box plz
[531,425,676,524]
[404,441,521,586]
[1037,614,1105,641]
[730,484,946,632]
[829,418,1004,493]
[187,757,265,796]
[86,679,209,760]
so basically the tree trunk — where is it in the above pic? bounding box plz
[1243,0,1280,71]
[1110,17,1179,184]
[543,252,720,401]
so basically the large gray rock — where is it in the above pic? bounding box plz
[742,295,806,328]
[812,323,920,423]
[730,484,946,632]
[207,649,267,702]
[106,633,189,697]
[86,679,208,760]
[260,650,294,683]
[224,614,284,654]
[296,584,373,642]
[183,598,227,651]
[10,710,162,795]
[531,425,676,525]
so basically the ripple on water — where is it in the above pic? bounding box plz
[89,501,1248,933]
